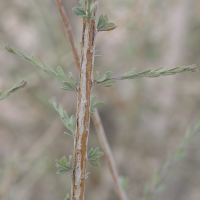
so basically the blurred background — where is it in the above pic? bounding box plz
[1,0,200,200]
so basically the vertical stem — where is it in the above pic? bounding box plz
[71,2,98,200]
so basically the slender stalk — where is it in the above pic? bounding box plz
[55,1,128,200]
[71,1,98,199]
[92,112,128,200]
[55,0,80,72]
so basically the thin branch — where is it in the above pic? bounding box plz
[55,0,80,72]
[92,111,128,200]
[55,1,128,200]
[93,65,197,87]
[0,80,27,100]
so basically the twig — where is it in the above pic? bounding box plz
[0,80,27,100]
[55,0,80,72]
[92,112,128,200]
[55,1,128,200]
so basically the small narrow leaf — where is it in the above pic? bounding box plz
[138,69,151,74]
[91,96,96,106]
[122,68,136,78]
[92,102,104,109]
[32,56,44,69]
[73,7,86,16]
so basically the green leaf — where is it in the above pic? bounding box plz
[57,66,66,80]
[69,115,75,126]
[90,2,98,14]
[45,62,56,75]
[145,72,160,78]
[122,68,136,78]
[87,0,95,5]
[62,81,74,90]
[91,96,96,106]
[154,67,167,73]
[97,14,116,31]
[73,7,86,16]
[64,132,74,138]
[88,148,94,157]
[85,172,90,179]
[69,72,76,88]
[97,14,104,28]
[92,102,104,109]
[138,69,151,74]
[0,80,27,101]
[97,71,113,82]
[79,0,87,9]
[90,161,100,167]
[32,56,44,69]
[97,80,116,87]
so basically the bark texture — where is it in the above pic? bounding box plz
[71,2,98,199]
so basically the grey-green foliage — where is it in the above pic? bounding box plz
[4,45,78,91]
[90,96,104,115]
[73,0,97,20]
[96,71,116,87]
[140,118,200,200]
[49,97,76,138]
[121,65,197,79]
[97,14,116,31]
[94,65,197,88]
[55,155,72,174]
[0,80,27,100]
[88,147,104,166]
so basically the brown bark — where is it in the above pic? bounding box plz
[55,1,128,200]
[71,2,98,199]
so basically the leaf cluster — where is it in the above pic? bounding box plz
[0,80,27,100]
[88,147,104,166]
[97,14,117,31]
[90,96,104,115]
[49,97,76,138]
[55,155,72,174]
[96,71,116,87]
[4,45,78,92]
[121,65,197,79]
[94,65,197,88]
[73,0,97,20]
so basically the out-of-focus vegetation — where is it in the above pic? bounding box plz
[0,0,200,200]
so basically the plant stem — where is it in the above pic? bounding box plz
[71,1,98,199]
[55,1,128,200]
[92,112,128,200]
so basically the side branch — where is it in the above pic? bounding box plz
[92,112,128,200]
[0,80,27,100]
[93,64,197,87]
[55,0,80,72]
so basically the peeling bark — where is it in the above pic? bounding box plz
[71,2,98,200]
